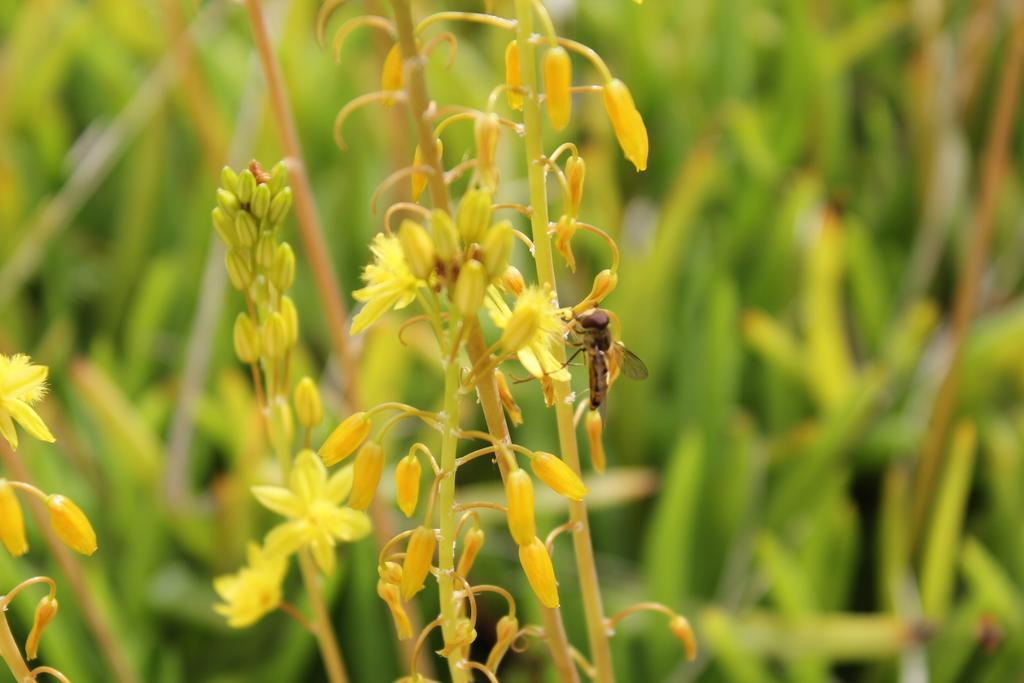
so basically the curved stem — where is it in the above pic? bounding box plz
[514,3,615,681]
[0,613,30,681]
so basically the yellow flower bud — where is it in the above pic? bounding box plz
[453,260,487,317]
[543,46,572,131]
[251,182,272,219]
[582,269,618,307]
[319,412,371,466]
[585,410,606,473]
[234,210,258,247]
[531,451,587,501]
[220,166,239,195]
[494,368,523,426]
[554,214,577,272]
[271,242,296,292]
[395,454,422,517]
[603,78,649,172]
[349,441,384,510]
[486,614,519,671]
[670,614,698,662]
[411,139,442,201]
[268,186,293,225]
[236,168,257,204]
[378,579,413,640]
[255,233,276,272]
[216,188,240,215]
[294,377,323,429]
[0,480,28,556]
[398,219,436,280]
[381,43,403,106]
[457,189,492,244]
[212,207,237,247]
[233,313,261,364]
[565,155,586,215]
[267,161,288,195]
[505,469,536,546]
[25,595,58,660]
[45,495,97,556]
[505,41,524,110]
[262,312,289,359]
[280,295,299,347]
[481,220,514,280]
[431,208,460,263]
[380,561,403,585]
[457,526,485,577]
[401,526,436,600]
[474,112,501,183]
[518,537,559,608]
[501,266,525,297]
[224,250,253,290]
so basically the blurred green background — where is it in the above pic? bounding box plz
[3,0,1024,681]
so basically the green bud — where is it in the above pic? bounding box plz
[220,166,239,195]
[216,188,240,215]
[268,161,288,195]
[268,399,294,455]
[457,189,492,244]
[398,220,436,280]
[225,250,253,290]
[263,312,289,359]
[481,220,514,280]
[251,183,272,220]
[294,377,323,429]
[272,242,296,291]
[233,313,261,363]
[431,209,460,263]
[280,296,299,347]
[212,207,236,247]
[453,259,487,317]
[234,211,258,248]
[268,187,293,225]
[236,169,257,205]
[255,233,276,272]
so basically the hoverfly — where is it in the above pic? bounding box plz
[569,308,648,410]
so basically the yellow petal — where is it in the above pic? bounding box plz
[251,486,303,518]
[7,399,54,444]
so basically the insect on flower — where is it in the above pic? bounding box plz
[569,307,648,411]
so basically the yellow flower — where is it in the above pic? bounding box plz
[401,525,436,600]
[486,287,570,382]
[518,536,560,608]
[351,234,424,334]
[213,542,287,628]
[253,450,372,574]
[0,354,55,449]
[530,451,587,501]
[319,411,371,466]
[46,494,97,556]
[603,78,649,172]
[505,469,536,546]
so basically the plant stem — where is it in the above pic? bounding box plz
[0,613,31,681]
[298,551,350,683]
[438,348,469,683]
[513,2,616,681]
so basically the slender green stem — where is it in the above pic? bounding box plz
[0,613,31,681]
[513,2,616,681]
[298,551,349,683]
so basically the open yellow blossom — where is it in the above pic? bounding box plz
[0,354,55,450]
[486,287,570,382]
[253,450,372,574]
[213,542,287,628]
[351,234,424,334]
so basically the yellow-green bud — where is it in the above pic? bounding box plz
[431,209,460,263]
[268,399,294,456]
[565,155,586,215]
[267,161,288,195]
[453,259,487,317]
[349,441,384,510]
[216,188,239,215]
[395,454,422,517]
[481,220,514,280]
[234,211,258,248]
[294,377,323,429]
[233,313,262,363]
[262,312,289,359]
[474,113,500,177]
[225,250,253,290]
[220,166,239,195]
[398,219,436,280]
[236,169,257,204]
[268,187,293,225]
[272,242,296,291]
[457,189,492,244]
[212,207,236,247]
[543,47,572,131]
[251,183,271,220]
[255,233,276,271]
[280,296,299,347]
[505,41,523,110]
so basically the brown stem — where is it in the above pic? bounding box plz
[910,12,1024,547]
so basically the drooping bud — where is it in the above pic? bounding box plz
[505,469,536,546]
[381,43,403,106]
[250,182,272,220]
[236,168,257,205]
[398,219,436,280]
[395,454,422,517]
[220,166,239,195]
[531,452,587,501]
[377,580,413,640]
[380,561,403,585]
[268,187,293,225]
[565,155,586,215]
[554,214,578,272]
[234,210,258,247]
[294,377,323,430]
[501,266,525,296]
[225,250,253,290]
[486,614,519,671]
[481,220,514,280]
[581,269,618,307]
[319,412,371,466]
[457,189,492,244]
[262,312,289,359]
[457,526,485,577]
[543,46,572,130]
[585,410,606,473]
[494,369,523,426]
[0,480,28,556]
[25,595,58,660]
[349,441,384,510]
[279,295,299,347]
[518,537,559,608]
[271,242,296,291]
[430,208,460,263]
[401,526,437,600]
[474,112,501,185]
[45,495,97,556]
[233,313,262,364]
[505,41,524,110]
[453,260,487,317]
[603,78,649,172]
[670,614,698,662]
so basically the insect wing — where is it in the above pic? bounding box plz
[616,344,649,380]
